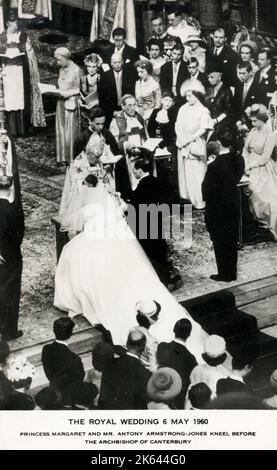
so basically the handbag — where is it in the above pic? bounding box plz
[64,97,76,111]
[189,137,205,159]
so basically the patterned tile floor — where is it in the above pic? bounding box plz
[11,122,277,351]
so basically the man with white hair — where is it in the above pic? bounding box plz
[98,53,136,125]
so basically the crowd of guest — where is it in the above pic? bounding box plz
[0,312,276,410]
[53,7,277,280]
[1,7,277,412]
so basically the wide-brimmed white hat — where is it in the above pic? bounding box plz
[184,34,206,47]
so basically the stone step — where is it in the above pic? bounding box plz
[197,308,258,339]
[182,275,277,320]
[227,330,277,361]
[240,294,277,330]
[231,275,277,308]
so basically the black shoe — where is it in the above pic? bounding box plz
[210,274,236,282]
[2,330,23,341]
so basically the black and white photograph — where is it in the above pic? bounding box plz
[0,0,277,455]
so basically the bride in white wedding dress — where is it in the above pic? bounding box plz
[54,144,206,362]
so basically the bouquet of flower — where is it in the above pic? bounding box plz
[5,354,35,389]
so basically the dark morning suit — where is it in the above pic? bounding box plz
[191,71,209,90]
[205,83,234,140]
[41,341,85,404]
[0,199,24,337]
[109,43,140,64]
[157,340,197,409]
[130,175,172,285]
[159,60,189,103]
[107,354,151,409]
[232,79,266,123]
[98,65,136,125]
[202,151,245,279]
[207,45,240,87]
[253,66,277,106]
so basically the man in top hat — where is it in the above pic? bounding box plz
[202,137,244,282]
[0,175,24,341]
[184,34,206,73]
[189,335,230,399]
[157,318,197,408]
[205,62,234,141]
[0,8,45,136]
[207,28,239,87]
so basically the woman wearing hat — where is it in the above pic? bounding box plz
[147,367,182,409]
[55,47,83,167]
[184,34,206,73]
[238,40,259,75]
[175,80,213,209]
[134,299,160,372]
[242,103,277,239]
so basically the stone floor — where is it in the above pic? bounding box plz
[10,121,277,352]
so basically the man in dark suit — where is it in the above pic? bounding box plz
[205,63,234,141]
[202,137,245,282]
[98,52,136,125]
[0,176,24,341]
[186,57,209,90]
[149,14,168,45]
[160,44,189,104]
[207,28,239,87]
[130,154,181,290]
[254,49,277,106]
[109,27,140,64]
[107,330,151,409]
[232,61,266,124]
[41,317,85,405]
[157,319,197,409]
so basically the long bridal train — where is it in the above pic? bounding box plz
[54,184,206,363]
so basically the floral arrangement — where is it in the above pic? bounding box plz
[4,354,35,389]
